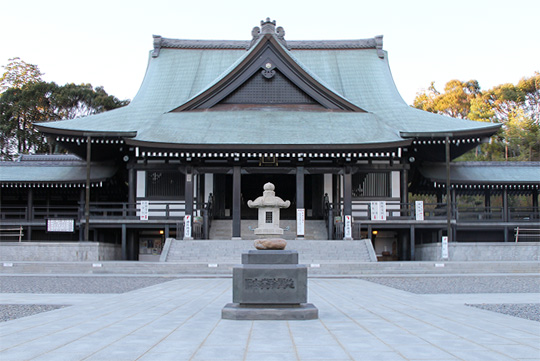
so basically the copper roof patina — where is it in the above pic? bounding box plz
[35,19,501,149]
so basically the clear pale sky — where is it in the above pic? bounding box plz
[1,0,538,105]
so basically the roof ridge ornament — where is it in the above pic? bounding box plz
[152,35,163,58]
[374,35,384,59]
[248,18,288,50]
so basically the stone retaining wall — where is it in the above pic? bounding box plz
[415,242,539,261]
[0,242,121,262]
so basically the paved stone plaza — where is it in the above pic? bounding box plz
[1,275,539,361]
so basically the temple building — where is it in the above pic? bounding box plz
[1,19,538,261]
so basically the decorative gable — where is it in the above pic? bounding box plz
[172,19,365,113]
[220,69,318,106]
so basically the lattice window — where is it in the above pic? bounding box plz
[146,171,185,199]
[221,69,317,105]
[352,172,391,198]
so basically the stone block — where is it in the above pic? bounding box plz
[233,264,307,304]
[222,303,318,320]
[241,250,298,265]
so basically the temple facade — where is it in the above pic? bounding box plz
[1,19,538,261]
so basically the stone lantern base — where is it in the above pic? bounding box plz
[222,250,318,320]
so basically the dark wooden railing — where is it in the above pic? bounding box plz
[0,196,216,240]
[1,195,536,241]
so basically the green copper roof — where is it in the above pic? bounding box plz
[130,111,403,148]
[419,162,540,184]
[0,155,116,183]
[36,22,500,148]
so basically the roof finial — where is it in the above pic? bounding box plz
[248,18,288,50]
[260,18,276,34]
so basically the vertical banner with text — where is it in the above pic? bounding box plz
[140,201,149,221]
[184,215,192,239]
[344,215,352,239]
[415,201,424,221]
[441,236,449,259]
[370,201,386,221]
[296,208,305,238]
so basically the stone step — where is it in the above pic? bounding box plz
[2,260,539,275]
[164,239,376,264]
[209,220,328,240]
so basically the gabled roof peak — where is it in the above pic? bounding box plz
[249,18,288,50]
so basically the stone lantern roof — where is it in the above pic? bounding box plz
[247,183,291,208]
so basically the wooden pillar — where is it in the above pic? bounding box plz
[451,188,457,241]
[332,174,340,209]
[296,166,305,239]
[445,135,452,243]
[128,230,137,260]
[484,189,491,217]
[184,167,194,240]
[400,167,409,216]
[502,188,508,222]
[343,167,352,217]
[128,166,136,217]
[27,188,33,241]
[121,224,127,260]
[232,166,241,239]
[84,135,91,242]
[532,189,538,219]
[502,188,509,242]
[410,225,415,261]
[79,189,84,241]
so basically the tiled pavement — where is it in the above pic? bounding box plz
[1,278,539,361]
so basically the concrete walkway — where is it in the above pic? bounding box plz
[1,278,539,361]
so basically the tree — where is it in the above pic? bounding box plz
[413,80,481,119]
[0,58,129,160]
[413,75,540,161]
[0,57,43,92]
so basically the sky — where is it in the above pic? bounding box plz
[1,0,538,105]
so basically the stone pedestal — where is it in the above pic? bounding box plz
[222,250,318,320]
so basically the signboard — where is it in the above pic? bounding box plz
[184,215,192,239]
[296,208,305,237]
[47,219,74,233]
[140,201,149,221]
[441,236,449,259]
[415,201,424,221]
[344,215,352,239]
[370,201,386,221]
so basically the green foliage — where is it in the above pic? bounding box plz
[414,73,540,161]
[0,59,130,160]
[0,58,44,92]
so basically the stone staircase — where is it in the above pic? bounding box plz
[209,220,328,240]
[162,238,377,265]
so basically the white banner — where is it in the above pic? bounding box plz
[415,201,424,221]
[371,201,386,221]
[296,208,305,237]
[441,236,449,259]
[379,201,386,220]
[344,215,352,239]
[140,201,149,221]
[184,215,192,239]
[370,201,379,220]
[47,219,74,232]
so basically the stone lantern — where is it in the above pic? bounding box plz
[247,182,290,236]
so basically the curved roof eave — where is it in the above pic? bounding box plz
[124,138,411,151]
[400,123,502,139]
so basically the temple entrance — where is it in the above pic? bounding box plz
[212,173,324,220]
